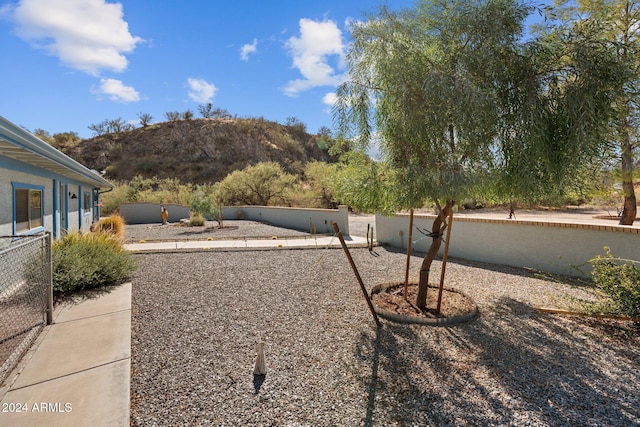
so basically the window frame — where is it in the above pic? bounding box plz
[82,191,92,215]
[12,182,45,235]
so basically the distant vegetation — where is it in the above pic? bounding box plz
[59,113,344,185]
[32,106,626,216]
[100,160,341,215]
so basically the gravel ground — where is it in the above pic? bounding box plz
[124,220,313,243]
[128,220,640,426]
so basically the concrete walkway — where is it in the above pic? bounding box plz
[0,235,369,426]
[0,283,131,427]
[124,234,369,252]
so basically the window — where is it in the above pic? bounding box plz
[14,185,43,233]
[83,192,91,215]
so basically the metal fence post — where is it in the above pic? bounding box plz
[45,232,53,325]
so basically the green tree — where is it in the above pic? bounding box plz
[189,185,215,216]
[215,162,296,206]
[549,0,639,224]
[336,0,613,309]
[302,161,339,208]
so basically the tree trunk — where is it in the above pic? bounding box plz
[416,200,454,309]
[619,126,637,226]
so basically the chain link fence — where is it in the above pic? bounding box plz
[0,233,52,385]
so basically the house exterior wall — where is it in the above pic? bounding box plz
[0,155,97,238]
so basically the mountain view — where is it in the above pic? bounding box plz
[62,117,341,184]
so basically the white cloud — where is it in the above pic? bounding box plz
[240,38,258,61]
[187,78,217,103]
[283,18,345,96]
[11,0,142,75]
[91,78,140,103]
[322,92,338,106]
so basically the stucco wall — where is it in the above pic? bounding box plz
[223,205,349,235]
[0,165,54,236]
[376,213,639,277]
[1,157,97,237]
[118,203,350,235]
[119,203,191,225]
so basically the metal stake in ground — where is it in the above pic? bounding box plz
[403,208,414,301]
[332,222,381,328]
[436,209,454,313]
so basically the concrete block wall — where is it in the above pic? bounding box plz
[376,213,639,277]
[119,203,191,225]
[118,203,350,235]
[222,205,349,235]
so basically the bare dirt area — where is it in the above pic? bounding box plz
[372,282,476,320]
[416,205,639,226]
[128,220,640,426]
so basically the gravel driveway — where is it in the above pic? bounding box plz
[128,220,640,426]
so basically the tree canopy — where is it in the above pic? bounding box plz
[214,162,297,206]
[335,0,624,308]
[545,0,640,223]
[336,0,618,211]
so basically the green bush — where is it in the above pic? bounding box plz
[52,232,136,294]
[214,162,297,206]
[590,247,640,319]
[188,213,206,226]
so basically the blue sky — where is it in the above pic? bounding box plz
[0,0,550,140]
[0,0,418,138]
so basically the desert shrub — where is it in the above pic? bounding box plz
[100,184,131,215]
[93,214,126,240]
[188,213,206,226]
[52,232,136,294]
[101,177,196,214]
[189,186,215,217]
[589,247,640,319]
[300,161,338,208]
[214,162,297,206]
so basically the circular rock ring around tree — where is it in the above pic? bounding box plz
[371,282,478,326]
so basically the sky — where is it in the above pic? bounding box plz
[0,0,418,139]
[0,0,551,141]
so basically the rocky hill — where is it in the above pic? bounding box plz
[64,117,340,183]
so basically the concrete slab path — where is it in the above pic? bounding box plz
[124,234,369,253]
[0,283,131,427]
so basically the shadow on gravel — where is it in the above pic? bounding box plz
[383,244,593,289]
[356,297,639,426]
[253,374,266,394]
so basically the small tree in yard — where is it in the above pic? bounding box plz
[336,0,616,310]
[190,185,223,227]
